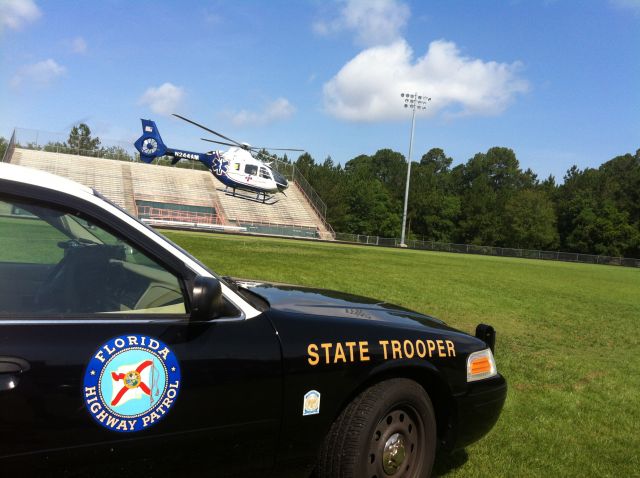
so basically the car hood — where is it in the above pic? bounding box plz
[237,280,459,333]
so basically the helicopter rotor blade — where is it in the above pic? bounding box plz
[250,146,305,152]
[200,138,239,148]
[173,114,243,147]
[254,150,278,162]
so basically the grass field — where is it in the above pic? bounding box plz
[163,230,640,478]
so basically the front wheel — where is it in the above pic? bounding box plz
[316,378,436,478]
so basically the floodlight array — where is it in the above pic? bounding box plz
[400,93,431,110]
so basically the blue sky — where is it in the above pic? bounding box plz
[1,0,638,181]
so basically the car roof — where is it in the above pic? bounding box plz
[0,162,95,199]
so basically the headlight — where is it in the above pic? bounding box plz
[467,348,497,382]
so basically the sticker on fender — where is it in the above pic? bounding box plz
[83,334,181,432]
[303,390,321,415]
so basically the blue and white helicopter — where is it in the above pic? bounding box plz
[134,114,303,203]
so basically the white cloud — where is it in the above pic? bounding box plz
[229,97,296,126]
[0,0,40,32]
[314,0,410,47]
[71,36,87,54]
[10,59,66,88]
[323,39,529,122]
[138,82,186,116]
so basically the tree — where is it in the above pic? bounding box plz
[229,141,640,257]
[503,189,559,249]
[565,201,639,256]
[100,145,134,162]
[598,153,640,226]
[43,141,67,153]
[420,148,452,174]
[342,174,401,237]
[67,124,101,154]
[370,149,406,200]
[0,137,7,161]
[453,152,502,244]
[555,158,640,256]
[344,154,374,176]
[409,148,459,241]
[294,152,315,177]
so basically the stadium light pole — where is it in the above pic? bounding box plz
[399,92,431,247]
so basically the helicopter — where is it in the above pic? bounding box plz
[133,114,304,203]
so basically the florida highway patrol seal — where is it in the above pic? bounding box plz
[83,334,181,432]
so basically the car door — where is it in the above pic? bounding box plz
[0,190,282,476]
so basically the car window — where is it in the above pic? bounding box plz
[0,197,187,317]
[0,200,68,265]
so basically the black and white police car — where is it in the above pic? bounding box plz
[0,163,506,477]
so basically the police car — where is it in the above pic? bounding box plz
[0,163,506,477]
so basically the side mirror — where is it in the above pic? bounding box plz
[191,276,223,320]
[475,323,496,353]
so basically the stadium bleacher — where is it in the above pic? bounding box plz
[7,148,333,239]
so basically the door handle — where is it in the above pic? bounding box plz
[0,356,30,391]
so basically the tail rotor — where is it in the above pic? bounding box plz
[134,119,168,163]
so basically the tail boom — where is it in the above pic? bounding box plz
[134,118,216,169]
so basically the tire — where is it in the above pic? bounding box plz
[316,378,436,478]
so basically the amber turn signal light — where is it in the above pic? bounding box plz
[467,349,497,382]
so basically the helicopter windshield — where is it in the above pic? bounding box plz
[272,169,288,187]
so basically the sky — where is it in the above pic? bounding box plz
[1,0,638,182]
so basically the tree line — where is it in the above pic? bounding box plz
[2,124,638,257]
[289,146,640,258]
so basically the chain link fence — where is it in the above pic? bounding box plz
[334,233,640,268]
[10,128,209,170]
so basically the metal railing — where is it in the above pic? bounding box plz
[291,167,336,239]
[12,128,138,162]
[2,130,16,163]
[270,160,335,238]
[136,206,223,225]
[271,160,329,216]
[231,217,319,231]
[334,233,640,268]
[9,128,206,169]
[230,218,321,239]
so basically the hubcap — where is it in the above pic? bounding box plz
[382,433,406,475]
[367,407,424,478]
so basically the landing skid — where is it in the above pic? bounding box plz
[220,187,280,205]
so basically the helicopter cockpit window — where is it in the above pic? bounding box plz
[259,167,271,180]
[245,164,258,175]
[272,169,288,187]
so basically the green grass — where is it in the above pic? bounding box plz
[163,230,640,477]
